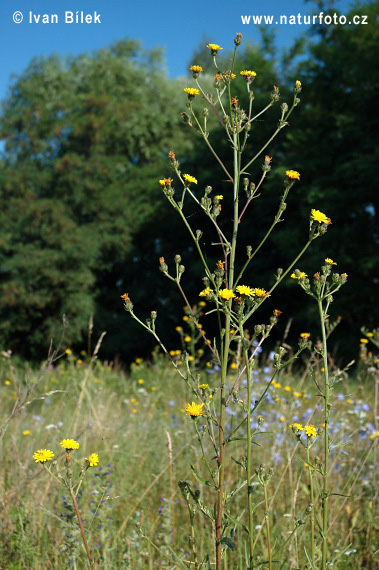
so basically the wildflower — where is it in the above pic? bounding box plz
[231,97,238,108]
[185,402,204,417]
[311,209,331,224]
[293,391,302,398]
[159,177,173,188]
[23,430,32,436]
[265,155,272,164]
[234,32,243,46]
[168,151,175,160]
[86,453,99,467]
[5,380,11,386]
[65,349,72,355]
[218,288,236,300]
[216,195,223,200]
[294,80,302,93]
[60,439,79,451]
[189,65,203,75]
[199,384,209,390]
[206,43,223,55]
[304,425,317,439]
[291,271,308,279]
[184,336,191,342]
[199,287,213,297]
[284,386,291,392]
[121,293,130,301]
[183,173,198,185]
[300,332,311,338]
[360,338,369,344]
[325,258,337,265]
[252,288,271,298]
[285,170,300,180]
[33,449,55,463]
[236,285,255,296]
[290,423,304,432]
[183,87,200,100]
[240,70,257,79]
[138,378,144,384]
[273,309,282,316]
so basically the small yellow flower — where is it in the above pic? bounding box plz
[206,43,223,55]
[199,287,213,297]
[132,409,138,414]
[86,453,99,467]
[65,349,72,355]
[183,173,198,185]
[216,195,223,200]
[218,288,236,300]
[230,362,237,370]
[138,378,144,384]
[184,336,191,342]
[189,65,203,73]
[291,423,304,432]
[273,382,282,389]
[23,430,32,436]
[311,209,331,224]
[300,332,311,338]
[236,285,255,296]
[293,391,302,398]
[185,402,204,417]
[60,439,79,451]
[151,386,156,391]
[159,177,173,188]
[291,271,308,279]
[199,384,209,390]
[252,288,270,298]
[279,416,286,422]
[5,380,11,386]
[360,338,369,344]
[33,449,55,463]
[325,258,337,265]
[183,87,200,99]
[284,386,291,392]
[286,170,300,180]
[366,332,374,337]
[240,70,257,79]
[304,425,317,439]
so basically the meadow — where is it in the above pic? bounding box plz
[0,331,377,569]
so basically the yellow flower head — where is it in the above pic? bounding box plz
[189,65,203,73]
[206,43,223,55]
[159,177,173,188]
[216,195,223,200]
[184,336,191,342]
[300,332,311,338]
[291,423,304,432]
[86,453,99,467]
[218,288,236,300]
[60,439,79,451]
[33,449,55,463]
[185,401,204,417]
[252,288,271,298]
[23,430,32,436]
[65,349,72,355]
[360,338,369,344]
[304,425,317,439]
[240,70,257,79]
[184,87,200,99]
[183,173,198,185]
[311,209,331,224]
[291,271,308,279]
[199,384,209,390]
[236,285,255,296]
[325,258,337,265]
[286,170,300,180]
[199,287,213,297]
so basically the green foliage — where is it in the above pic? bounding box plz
[0,39,189,358]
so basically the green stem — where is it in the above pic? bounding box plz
[306,446,315,566]
[318,297,330,570]
[264,484,272,570]
[69,487,95,570]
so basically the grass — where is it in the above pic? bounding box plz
[0,345,377,569]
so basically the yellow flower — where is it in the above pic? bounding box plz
[138,378,144,384]
[206,43,223,55]
[159,177,173,188]
[216,195,223,200]
[366,332,374,337]
[175,326,182,332]
[33,449,55,463]
[199,384,209,390]
[290,423,304,432]
[293,391,302,398]
[291,271,308,279]
[183,173,198,185]
[60,439,79,451]
[279,416,286,422]
[300,332,311,338]
[218,288,236,300]
[360,338,369,344]
[295,80,302,88]
[236,285,255,296]
[86,453,99,467]
[325,258,337,265]
[5,380,11,386]
[240,70,257,79]
[304,425,317,439]
[65,349,72,355]
[285,170,300,180]
[252,288,270,298]
[284,386,291,392]
[189,65,203,73]
[230,362,237,370]
[183,87,200,99]
[185,402,204,417]
[184,336,191,342]
[311,209,331,224]
[199,287,213,297]
[23,430,32,436]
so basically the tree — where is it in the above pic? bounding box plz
[0,40,189,358]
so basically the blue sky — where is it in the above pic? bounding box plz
[0,0,353,102]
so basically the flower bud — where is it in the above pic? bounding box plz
[175,254,182,264]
